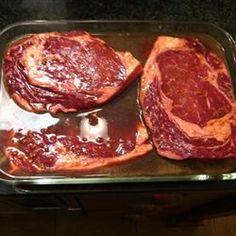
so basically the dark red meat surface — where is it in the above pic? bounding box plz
[3,31,142,113]
[140,36,236,159]
[3,112,152,173]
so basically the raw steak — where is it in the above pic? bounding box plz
[4,114,152,173]
[3,31,142,113]
[140,36,236,160]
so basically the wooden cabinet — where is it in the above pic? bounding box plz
[0,190,235,220]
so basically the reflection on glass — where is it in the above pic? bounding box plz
[80,114,108,143]
[0,89,59,132]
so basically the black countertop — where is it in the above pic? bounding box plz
[0,0,236,194]
[0,0,235,35]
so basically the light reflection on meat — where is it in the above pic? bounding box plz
[1,107,152,173]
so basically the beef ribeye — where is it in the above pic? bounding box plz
[140,36,236,160]
[4,115,152,173]
[3,31,142,113]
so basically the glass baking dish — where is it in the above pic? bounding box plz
[0,20,236,186]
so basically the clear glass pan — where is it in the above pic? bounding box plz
[0,20,236,186]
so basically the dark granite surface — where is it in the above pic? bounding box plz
[0,0,235,36]
[0,0,235,194]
